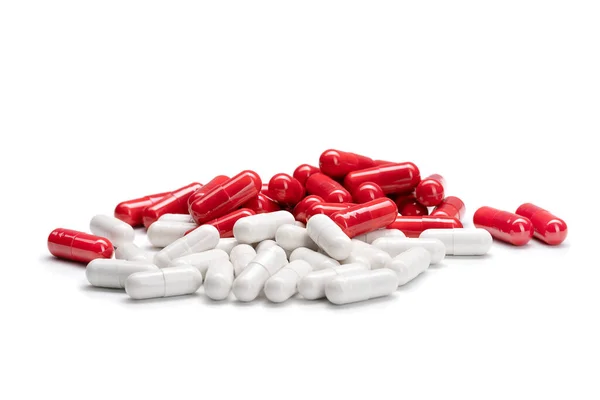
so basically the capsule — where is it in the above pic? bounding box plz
[230,244,257,277]
[154,225,220,268]
[388,215,463,237]
[125,266,203,299]
[215,238,238,255]
[90,214,135,247]
[293,164,320,186]
[515,203,568,245]
[114,191,169,227]
[298,263,368,300]
[394,192,428,217]
[420,228,492,255]
[326,268,398,305]
[268,173,305,206]
[292,195,324,223]
[48,228,114,263]
[289,247,340,271]
[86,259,158,289]
[275,224,318,252]
[201,208,256,238]
[305,172,353,203]
[353,228,405,244]
[115,242,151,262]
[168,248,229,276]
[189,171,262,224]
[372,237,445,264]
[305,202,354,221]
[148,220,197,247]
[306,214,353,260]
[330,198,398,238]
[232,246,288,302]
[473,206,533,246]
[431,196,466,220]
[343,239,392,270]
[353,182,385,204]
[264,260,313,303]
[204,259,234,300]
[319,149,375,179]
[343,162,421,195]
[233,211,295,244]
[243,193,281,214]
[415,174,446,207]
[388,247,431,286]
[158,214,195,223]
[142,182,202,228]
[187,175,229,208]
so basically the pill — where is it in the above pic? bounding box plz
[187,175,230,208]
[154,225,219,268]
[354,228,405,244]
[372,236,446,264]
[515,203,568,245]
[374,160,394,165]
[255,239,291,259]
[190,171,262,224]
[343,239,392,270]
[415,174,446,207]
[232,245,288,302]
[326,268,398,305]
[243,193,281,214]
[305,172,353,203]
[289,247,340,271]
[115,242,151,262]
[233,210,295,244]
[319,149,375,179]
[230,244,257,277]
[202,208,256,238]
[90,214,135,247]
[388,215,463,237]
[158,213,196,223]
[125,265,203,299]
[343,162,421,195]
[292,195,324,223]
[293,164,320,186]
[419,228,492,255]
[168,248,229,276]
[473,206,533,246]
[294,221,306,228]
[142,182,202,228]
[394,191,429,216]
[306,214,353,260]
[353,182,385,204]
[430,196,466,220]
[147,220,198,247]
[264,260,313,303]
[388,247,431,286]
[86,259,158,289]
[275,224,318,251]
[330,198,398,238]
[305,202,355,221]
[268,173,305,206]
[215,238,239,255]
[298,263,368,300]
[114,191,170,227]
[48,228,114,263]
[204,259,235,300]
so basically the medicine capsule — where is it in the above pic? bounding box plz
[289,247,340,271]
[86,259,158,289]
[373,159,394,166]
[419,228,492,255]
[343,239,392,270]
[115,242,151,262]
[306,214,353,260]
[292,195,324,223]
[204,259,234,300]
[430,196,466,220]
[352,182,385,204]
[48,228,114,263]
[515,203,568,245]
[415,174,446,207]
[372,237,445,264]
[158,214,196,223]
[202,208,256,238]
[388,215,463,237]
[298,263,368,300]
[187,175,229,208]
[319,149,375,179]
[154,225,219,268]
[168,248,229,276]
[305,202,354,221]
[147,220,197,247]
[275,224,318,251]
[394,191,428,217]
[114,191,170,227]
[473,206,533,246]
[90,214,135,247]
[264,260,313,303]
[254,239,292,259]
[215,238,238,255]
[243,193,281,214]
[330,198,398,238]
[232,246,288,302]
[305,172,353,203]
[353,228,405,244]
[190,170,262,224]
[343,162,421,195]
[268,173,305,206]
[233,210,295,244]
[230,244,257,277]
[388,247,431,286]
[143,182,202,228]
[293,164,320,186]
[125,265,203,300]
[326,268,398,305]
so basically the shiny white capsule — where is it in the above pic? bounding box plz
[419,228,493,255]
[264,260,313,303]
[353,229,405,244]
[343,239,392,270]
[298,263,368,300]
[147,220,197,248]
[86,259,158,288]
[389,247,431,286]
[215,238,239,255]
[275,225,318,251]
[168,248,229,276]
[230,244,257,277]
[372,237,445,264]
[233,211,295,244]
[255,239,291,259]
[289,247,340,271]
[90,214,135,247]
[232,245,287,302]
[204,259,234,300]
[154,225,219,268]
[306,214,352,260]
[125,265,203,299]
[326,268,399,305]
[115,242,151,262]
[158,213,196,223]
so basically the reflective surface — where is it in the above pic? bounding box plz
[187,175,229,208]
[515,203,567,245]
[343,162,421,194]
[431,196,466,220]
[473,206,533,246]
[353,182,385,204]
[305,172,353,203]
[319,149,375,179]
[142,182,202,228]
[387,216,463,238]
[268,173,305,206]
[243,192,281,214]
[48,228,114,263]
[114,191,170,227]
[292,195,324,223]
[394,192,429,217]
[330,198,398,238]
[204,208,256,238]
[415,174,446,207]
[305,202,355,220]
[293,164,320,186]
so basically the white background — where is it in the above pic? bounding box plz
[1,1,598,399]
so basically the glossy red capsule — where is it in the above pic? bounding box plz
[373,160,394,166]
[388,216,463,238]
[189,170,262,224]
[394,192,429,217]
[330,198,398,238]
[293,164,320,186]
[243,192,281,214]
[431,196,466,220]
[268,173,305,206]
[473,206,533,246]
[305,202,354,220]
[292,195,324,223]
[353,182,385,204]
[515,203,567,245]
[319,149,375,179]
[415,174,446,207]
[114,191,170,227]
[187,208,256,238]
[48,228,114,263]
[142,183,202,228]
[305,172,353,203]
[343,162,421,195]
[187,175,229,208]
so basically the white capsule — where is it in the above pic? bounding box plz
[389,247,431,286]
[154,225,219,268]
[147,220,197,248]
[289,247,340,271]
[230,244,257,277]
[255,239,291,259]
[233,211,295,244]
[168,248,229,276]
[275,224,318,251]
[86,259,158,288]
[353,228,406,244]
[306,214,352,260]
[343,239,392,270]
[204,259,234,300]
[293,221,306,228]
[264,260,313,303]
[372,237,445,264]
[89,214,135,247]
[115,242,151,262]
[158,213,195,223]
[419,228,493,255]
[297,263,368,300]
[125,266,203,299]
[232,245,287,302]
[215,238,239,255]
[326,268,399,305]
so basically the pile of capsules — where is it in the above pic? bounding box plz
[47,150,568,305]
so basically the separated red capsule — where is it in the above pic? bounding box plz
[473,206,533,246]
[114,191,170,227]
[394,192,429,217]
[187,208,256,238]
[268,173,305,206]
[343,162,421,195]
[431,196,466,220]
[319,149,375,179]
[330,198,398,238]
[388,216,463,238]
[415,174,446,207]
[293,164,320,186]
[189,170,261,224]
[292,195,324,223]
[243,193,281,214]
[305,202,354,220]
[305,172,353,203]
[187,175,229,208]
[515,203,567,245]
[48,228,114,263]
[353,182,385,204]
[142,183,202,228]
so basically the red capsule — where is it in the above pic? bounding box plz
[189,171,262,224]
[319,149,375,179]
[515,203,567,245]
[330,198,398,238]
[394,192,429,217]
[431,196,466,220]
[48,228,114,263]
[415,174,446,207]
[268,173,305,206]
[243,193,281,214]
[305,173,353,203]
[373,160,394,166]
[353,182,385,204]
[292,195,324,223]
[293,164,320,186]
[305,202,355,220]
[344,162,421,195]
[187,175,229,208]
[114,191,170,227]
[187,208,256,238]
[473,206,533,246]
[388,216,463,238]
[142,183,202,228]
